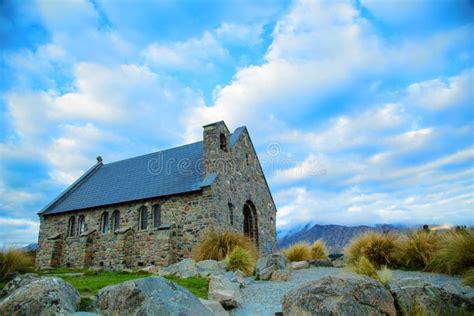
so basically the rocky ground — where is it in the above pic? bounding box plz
[232,267,474,316]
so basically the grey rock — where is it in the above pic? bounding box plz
[223,271,246,287]
[290,261,309,270]
[0,275,80,316]
[0,273,41,298]
[199,298,229,316]
[271,269,290,282]
[390,279,474,316]
[281,274,396,316]
[139,265,160,274]
[157,258,198,278]
[308,259,333,267]
[96,276,212,316]
[255,253,287,280]
[332,256,346,268]
[208,275,242,308]
[68,313,101,316]
[196,260,227,277]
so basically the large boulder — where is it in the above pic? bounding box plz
[255,253,288,280]
[196,260,227,277]
[95,276,212,316]
[0,273,41,298]
[0,275,80,316]
[199,298,229,316]
[157,258,198,278]
[281,274,396,316]
[208,275,242,308]
[390,278,474,316]
[271,269,291,282]
[290,261,310,270]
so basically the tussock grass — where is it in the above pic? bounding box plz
[192,229,258,261]
[226,246,256,276]
[462,268,474,287]
[376,266,393,286]
[349,256,392,286]
[310,240,329,260]
[427,228,474,275]
[0,248,35,281]
[344,231,400,267]
[396,230,440,270]
[283,242,312,262]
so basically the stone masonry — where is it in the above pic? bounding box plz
[36,121,277,270]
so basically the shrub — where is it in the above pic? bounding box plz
[283,242,312,262]
[428,229,474,275]
[396,230,440,270]
[226,246,256,276]
[0,248,35,281]
[310,240,329,259]
[344,231,400,267]
[349,256,378,279]
[349,256,392,286]
[192,229,258,261]
[462,268,474,287]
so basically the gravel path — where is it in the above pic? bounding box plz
[230,267,473,316]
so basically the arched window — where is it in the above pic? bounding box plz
[220,133,227,151]
[78,215,86,235]
[153,205,161,228]
[112,210,120,232]
[101,212,109,234]
[139,206,148,230]
[67,216,76,237]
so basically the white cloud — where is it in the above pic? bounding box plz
[143,32,228,71]
[215,22,263,45]
[405,69,473,110]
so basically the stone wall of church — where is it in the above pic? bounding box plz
[203,122,277,254]
[36,188,218,270]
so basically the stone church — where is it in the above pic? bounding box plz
[36,121,277,270]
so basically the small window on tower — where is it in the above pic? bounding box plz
[228,202,234,225]
[220,133,227,152]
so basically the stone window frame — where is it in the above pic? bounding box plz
[152,204,161,229]
[67,216,76,237]
[138,206,148,230]
[78,215,86,235]
[112,210,120,232]
[101,212,109,234]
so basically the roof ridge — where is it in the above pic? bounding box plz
[104,140,203,167]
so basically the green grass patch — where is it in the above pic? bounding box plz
[39,267,88,275]
[163,275,208,299]
[47,270,208,300]
[59,271,152,296]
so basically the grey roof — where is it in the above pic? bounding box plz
[41,127,246,215]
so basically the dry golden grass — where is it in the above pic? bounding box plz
[226,246,256,276]
[427,228,474,275]
[310,240,329,260]
[192,229,258,261]
[462,268,474,287]
[344,231,400,267]
[376,266,393,286]
[0,248,35,281]
[283,242,312,262]
[396,230,440,270]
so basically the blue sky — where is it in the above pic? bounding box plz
[0,0,473,245]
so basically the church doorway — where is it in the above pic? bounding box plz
[243,200,259,247]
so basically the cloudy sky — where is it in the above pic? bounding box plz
[1,0,473,245]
